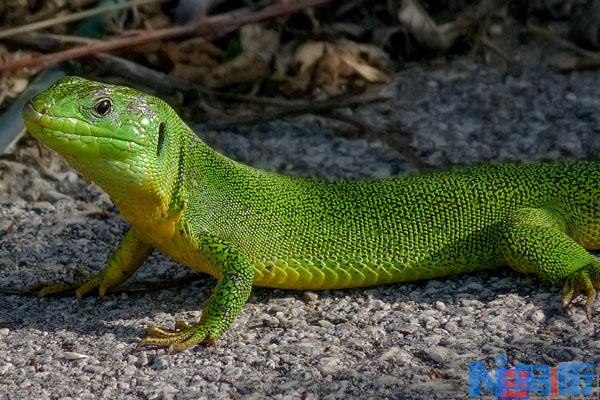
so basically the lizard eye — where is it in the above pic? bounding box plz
[93,99,112,117]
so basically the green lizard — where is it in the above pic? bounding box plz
[22,76,600,352]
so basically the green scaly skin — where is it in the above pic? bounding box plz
[22,76,600,352]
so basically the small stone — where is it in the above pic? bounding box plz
[378,375,405,386]
[435,301,446,311]
[83,364,106,374]
[0,364,12,375]
[370,310,388,323]
[303,292,318,302]
[0,328,9,336]
[368,299,386,309]
[318,357,341,375]
[150,355,169,370]
[224,366,242,379]
[424,317,439,330]
[318,320,335,329]
[531,310,545,323]
[460,299,483,308]
[379,347,404,362]
[62,352,89,361]
[424,346,457,364]
[203,366,221,382]
[292,339,321,356]
[443,321,459,334]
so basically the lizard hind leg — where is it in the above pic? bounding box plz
[498,207,600,320]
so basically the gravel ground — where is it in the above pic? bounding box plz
[2,58,600,399]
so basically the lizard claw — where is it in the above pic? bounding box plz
[27,267,90,298]
[135,322,218,352]
[561,264,599,321]
[28,267,110,299]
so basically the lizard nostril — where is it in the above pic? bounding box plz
[40,107,48,115]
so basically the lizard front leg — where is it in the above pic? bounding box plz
[33,228,153,299]
[136,235,255,352]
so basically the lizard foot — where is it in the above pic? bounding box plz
[28,267,94,298]
[135,321,219,352]
[29,269,114,300]
[561,262,600,321]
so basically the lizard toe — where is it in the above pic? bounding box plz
[75,275,103,300]
[561,263,600,320]
[136,322,217,351]
[29,276,89,297]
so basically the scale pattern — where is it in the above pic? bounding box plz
[22,76,600,351]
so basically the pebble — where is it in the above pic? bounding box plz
[223,366,242,379]
[0,364,12,375]
[318,320,335,329]
[62,352,89,361]
[530,309,545,323]
[318,357,342,375]
[302,292,318,302]
[424,346,457,365]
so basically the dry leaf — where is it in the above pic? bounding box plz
[339,53,388,82]
[273,39,391,98]
[398,0,469,51]
[206,24,280,88]
[166,38,223,82]
[295,41,327,74]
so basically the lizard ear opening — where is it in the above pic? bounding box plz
[156,122,166,157]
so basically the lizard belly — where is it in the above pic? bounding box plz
[251,254,501,290]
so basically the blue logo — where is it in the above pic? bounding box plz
[468,355,595,398]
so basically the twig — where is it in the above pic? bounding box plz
[527,22,600,72]
[206,91,392,128]
[555,56,600,73]
[0,0,167,40]
[24,0,98,24]
[94,54,194,95]
[527,21,600,61]
[0,0,336,73]
[480,36,516,64]
[93,54,345,108]
[9,32,98,49]
[325,110,423,171]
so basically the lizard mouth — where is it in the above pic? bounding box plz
[22,102,143,148]
[22,102,44,124]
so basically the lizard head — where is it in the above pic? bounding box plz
[23,76,189,214]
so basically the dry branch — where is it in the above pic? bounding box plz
[0,0,166,40]
[0,0,336,73]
